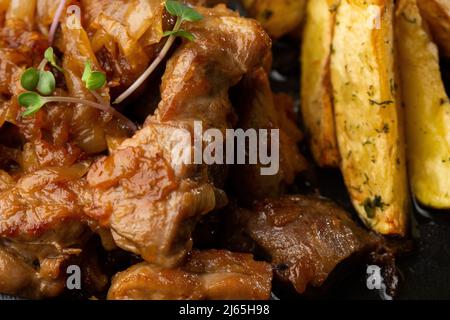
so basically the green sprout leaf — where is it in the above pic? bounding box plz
[162,29,195,41]
[37,71,56,96]
[18,92,46,116]
[82,60,106,90]
[86,72,106,90]
[21,67,40,91]
[82,60,92,83]
[44,47,63,72]
[165,1,203,22]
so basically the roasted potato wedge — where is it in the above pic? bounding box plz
[396,0,450,208]
[416,0,450,57]
[301,0,340,167]
[330,0,409,235]
[242,0,306,38]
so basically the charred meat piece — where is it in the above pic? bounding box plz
[86,5,271,268]
[107,249,272,300]
[227,195,391,295]
[231,68,307,204]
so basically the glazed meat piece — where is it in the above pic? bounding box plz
[0,166,110,299]
[86,5,271,268]
[0,239,83,299]
[0,238,109,299]
[0,165,90,239]
[0,246,46,299]
[231,68,307,203]
[227,195,386,294]
[0,165,94,298]
[107,250,273,300]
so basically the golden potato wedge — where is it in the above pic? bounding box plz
[242,0,306,38]
[416,0,450,57]
[396,0,450,208]
[301,0,340,167]
[330,0,409,235]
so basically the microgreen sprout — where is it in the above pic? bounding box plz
[21,68,40,91]
[44,47,64,72]
[18,50,137,131]
[36,70,56,96]
[18,92,137,131]
[19,92,45,117]
[113,0,203,104]
[37,47,63,72]
[162,30,195,42]
[82,60,107,91]
[165,0,203,23]
[20,47,61,95]
[21,68,56,96]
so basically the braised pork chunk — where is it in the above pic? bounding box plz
[227,196,386,294]
[86,5,271,268]
[108,250,273,300]
[0,164,96,298]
